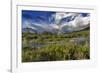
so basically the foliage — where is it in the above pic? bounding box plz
[22,29,90,62]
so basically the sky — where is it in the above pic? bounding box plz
[22,10,55,27]
[22,10,90,33]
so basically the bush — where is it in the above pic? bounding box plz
[22,29,90,62]
[22,42,90,62]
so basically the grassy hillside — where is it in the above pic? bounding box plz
[22,28,90,62]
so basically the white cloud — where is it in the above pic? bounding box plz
[23,12,90,33]
[58,13,90,31]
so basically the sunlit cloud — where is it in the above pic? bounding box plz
[22,10,90,33]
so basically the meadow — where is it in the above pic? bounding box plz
[22,28,90,62]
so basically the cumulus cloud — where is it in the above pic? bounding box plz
[23,11,90,33]
[55,12,90,32]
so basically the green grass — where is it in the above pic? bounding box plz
[22,28,90,62]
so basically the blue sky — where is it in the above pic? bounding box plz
[22,10,90,28]
[22,10,55,27]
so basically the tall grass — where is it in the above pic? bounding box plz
[22,41,89,62]
[22,28,90,62]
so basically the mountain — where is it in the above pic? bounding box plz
[22,27,37,33]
